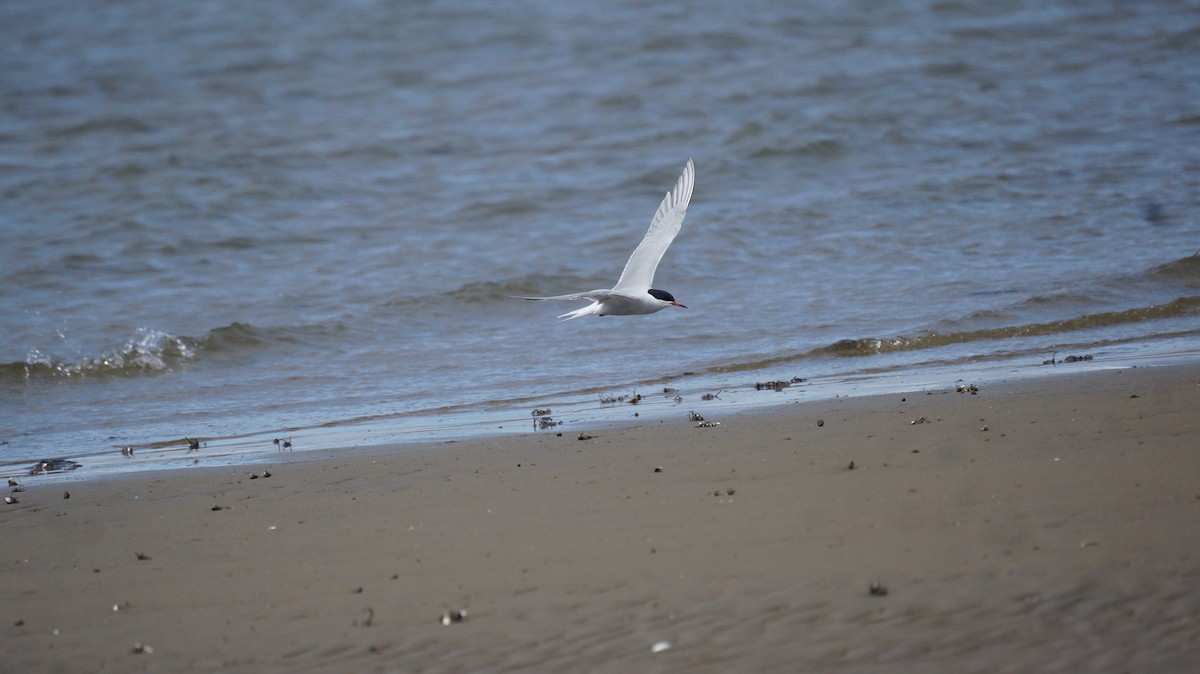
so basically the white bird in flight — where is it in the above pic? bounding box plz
[520,158,695,320]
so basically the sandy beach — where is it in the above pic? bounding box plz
[4,364,1199,672]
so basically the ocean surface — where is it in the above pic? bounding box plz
[3,0,1199,479]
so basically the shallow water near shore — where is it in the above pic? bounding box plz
[9,343,1199,482]
[3,0,1199,478]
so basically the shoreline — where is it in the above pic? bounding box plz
[8,345,1200,483]
[4,363,1199,671]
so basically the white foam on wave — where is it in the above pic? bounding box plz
[23,328,195,378]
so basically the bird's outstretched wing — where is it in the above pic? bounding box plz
[514,290,615,302]
[514,290,612,321]
[612,158,694,293]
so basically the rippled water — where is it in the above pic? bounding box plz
[3,0,1199,477]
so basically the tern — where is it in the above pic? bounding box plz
[520,158,695,320]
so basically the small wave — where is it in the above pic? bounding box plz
[4,328,195,381]
[724,121,765,144]
[815,296,1200,357]
[967,253,1200,322]
[922,60,974,77]
[595,93,643,111]
[193,322,271,350]
[751,139,846,160]
[189,321,347,352]
[62,253,104,266]
[458,198,542,219]
[707,295,1200,376]
[454,275,600,302]
[384,274,602,310]
[213,236,260,250]
[1,322,317,383]
[1144,252,1200,286]
[48,116,153,138]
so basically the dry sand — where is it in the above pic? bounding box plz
[3,364,1199,673]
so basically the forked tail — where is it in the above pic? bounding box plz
[557,302,602,321]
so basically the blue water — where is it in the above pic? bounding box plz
[3,0,1199,478]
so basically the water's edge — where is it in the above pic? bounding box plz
[8,341,1196,483]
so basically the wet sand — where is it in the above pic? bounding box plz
[4,364,1199,672]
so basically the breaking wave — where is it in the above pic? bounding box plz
[2,320,359,384]
[1,322,330,383]
[6,328,196,381]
